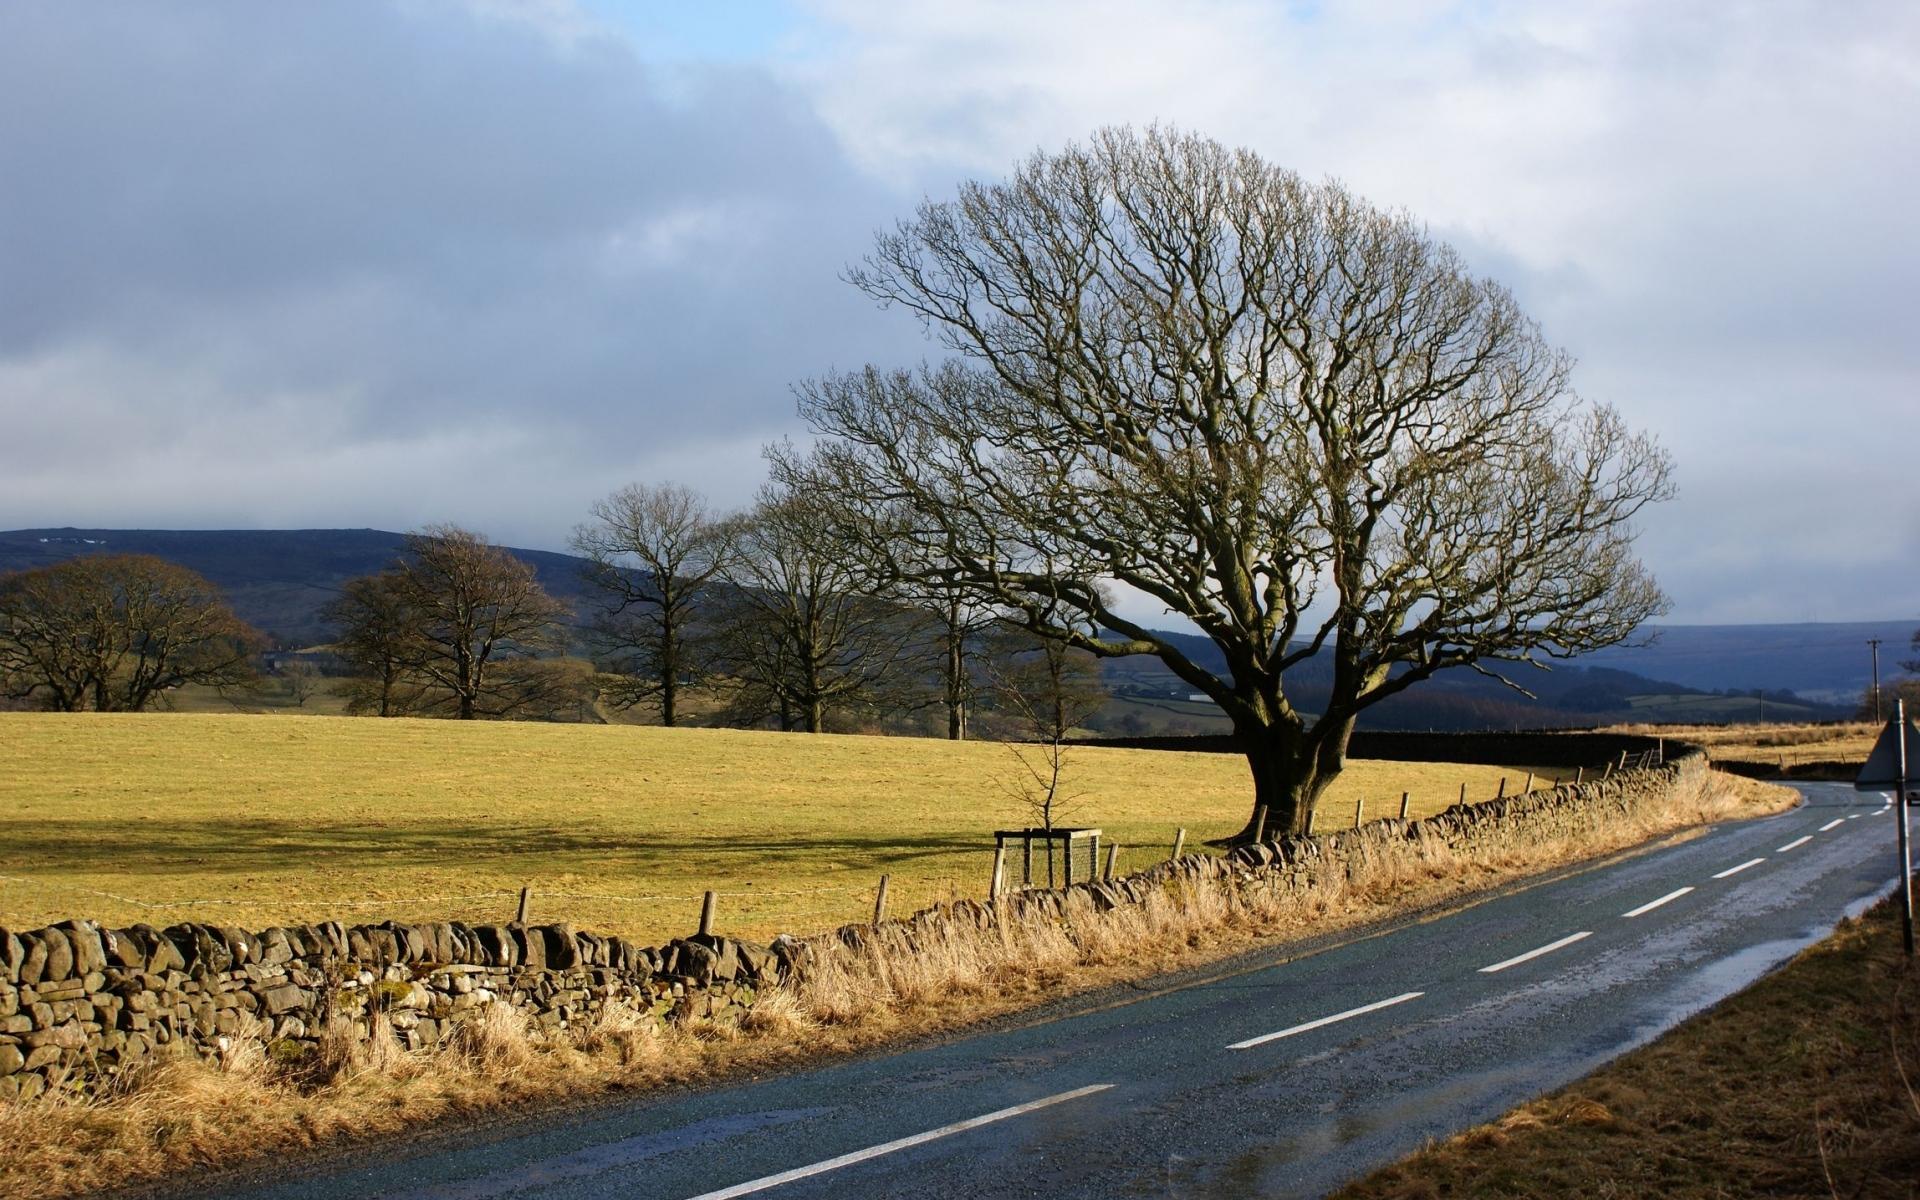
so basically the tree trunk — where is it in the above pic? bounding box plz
[945,636,966,740]
[1222,717,1336,843]
[805,698,824,733]
[660,613,679,727]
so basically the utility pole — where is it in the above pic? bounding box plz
[1869,639,1884,722]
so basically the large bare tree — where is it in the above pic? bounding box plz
[786,127,1672,839]
[571,482,738,726]
[0,554,261,711]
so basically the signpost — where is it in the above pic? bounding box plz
[1854,701,1919,956]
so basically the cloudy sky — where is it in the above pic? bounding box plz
[1,1,1915,624]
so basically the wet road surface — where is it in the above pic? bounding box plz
[217,782,1905,1199]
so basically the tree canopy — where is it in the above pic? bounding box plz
[784,126,1673,837]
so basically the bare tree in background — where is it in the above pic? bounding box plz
[787,126,1673,840]
[891,577,997,740]
[279,659,320,707]
[330,526,573,720]
[571,482,737,726]
[0,554,261,711]
[323,573,422,716]
[394,525,571,720]
[714,485,925,732]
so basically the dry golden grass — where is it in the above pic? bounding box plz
[0,712,1559,943]
[0,766,1792,1200]
[1606,720,1878,775]
[1336,887,1920,1200]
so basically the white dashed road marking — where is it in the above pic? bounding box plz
[1622,887,1694,918]
[1713,858,1766,879]
[1228,992,1425,1050]
[681,1085,1116,1200]
[1819,819,1846,831]
[1479,932,1592,974]
[1776,836,1812,852]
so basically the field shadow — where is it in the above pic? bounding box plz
[0,817,989,880]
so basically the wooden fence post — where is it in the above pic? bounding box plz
[989,844,1007,898]
[1523,771,1534,793]
[872,874,890,925]
[1497,776,1507,798]
[1575,766,1585,784]
[515,886,531,924]
[1104,843,1119,882]
[1252,805,1268,842]
[1459,781,1467,806]
[698,890,716,938]
[1398,791,1411,820]
[1354,796,1365,827]
[1617,750,1629,772]
[1305,806,1316,836]
[1171,827,1187,860]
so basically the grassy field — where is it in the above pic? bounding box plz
[0,713,1559,946]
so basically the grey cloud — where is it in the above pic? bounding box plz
[0,0,919,538]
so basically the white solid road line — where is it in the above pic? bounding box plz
[1819,819,1847,831]
[1227,991,1426,1050]
[681,1084,1116,1200]
[1712,858,1766,879]
[1478,931,1592,974]
[1622,887,1694,918]
[1776,836,1813,852]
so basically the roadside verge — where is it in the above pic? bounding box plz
[1335,885,1919,1199]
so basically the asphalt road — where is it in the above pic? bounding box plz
[215,782,1906,1200]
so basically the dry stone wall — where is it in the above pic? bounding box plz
[0,917,786,1101]
[1,743,1706,1100]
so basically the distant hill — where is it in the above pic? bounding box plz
[1574,622,1912,706]
[0,528,599,646]
[3,527,1898,728]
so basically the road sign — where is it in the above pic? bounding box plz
[1853,714,1920,791]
